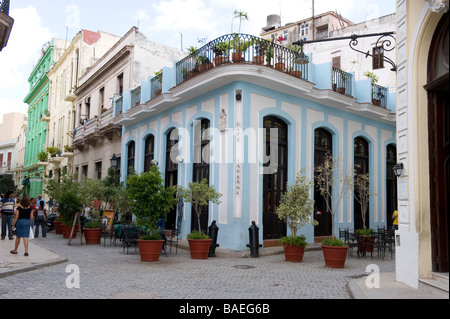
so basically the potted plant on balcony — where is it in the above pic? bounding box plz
[47,146,61,158]
[37,150,48,162]
[178,178,222,259]
[253,39,270,65]
[287,44,303,77]
[315,154,353,268]
[126,165,177,261]
[363,71,384,106]
[230,34,250,63]
[212,41,230,65]
[275,171,317,262]
[197,55,213,73]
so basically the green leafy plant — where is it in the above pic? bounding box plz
[37,150,48,162]
[126,165,177,239]
[187,230,210,240]
[211,41,229,56]
[45,172,84,225]
[177,178,222,236]
[47,146,61,157]
[280,234,307,248]
[84,220,101,229]
[355,228,374,235]
[275,171,317,247]
[321,237,346,247]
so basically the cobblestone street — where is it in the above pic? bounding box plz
[0,232,395,299]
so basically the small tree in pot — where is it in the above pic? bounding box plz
[126,165,177,261]
[275,171,317,262]
[315,154,353,268]
[177,178,222,259]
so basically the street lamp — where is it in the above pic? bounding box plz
[110,154,118,168]
[392,163,404,177]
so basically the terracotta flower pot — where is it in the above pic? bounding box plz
[232,52,242,63]
[321,245,349,268]
[137,239,165,261]
[275,62,285,71]
[62,224,79,239]
[54,221,63,234]
[188,239,213,259]
[83,228,101,245]
[253,55,264,65]
[283,244,305,262]
[214,56,229,65]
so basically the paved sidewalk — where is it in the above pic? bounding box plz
[0,234,445,299]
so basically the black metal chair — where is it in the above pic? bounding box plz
[375,227,394,260]
[122,225,140,254]
[166,229,180,254]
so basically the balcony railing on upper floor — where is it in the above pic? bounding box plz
[175,33,309,86]
[150,73,162,99]
[130,86,141,108]
[332,67,353,97]
[371,83,388,108]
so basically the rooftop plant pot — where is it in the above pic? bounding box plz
[253,55,264,65]
[188,238,212,259]
[283,244,305,262]
[232,52,242,63]
[321,244,349,268]
[214,56,229,66]
[138,239,165,261]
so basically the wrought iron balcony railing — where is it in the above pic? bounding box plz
[0,0,10,15]
[371,83,388,108]
[130,86,141,108]
[332,67,353,97]
[175,33,309,86]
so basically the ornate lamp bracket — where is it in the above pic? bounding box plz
[349,33,397,71]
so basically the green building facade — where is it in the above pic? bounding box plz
[23,41,56,198]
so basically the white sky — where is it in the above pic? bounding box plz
[0,0,396,125]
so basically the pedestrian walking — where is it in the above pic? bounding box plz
[1,191,16,240]
[10,197,33,256]
[35,200,47,238]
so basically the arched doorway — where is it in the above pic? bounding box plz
[386,144,397,230]
[191,119,210,234]
[314,128,332,236]
[426,12,449,273]
[262,116,287,240]
[354,136,369,230]
[165,128,179,230]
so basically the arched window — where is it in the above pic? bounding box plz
[314,128,332,237]
[262,116,288,240]
[354,136,369,230]
[127,141,135,176]
[143,135,155,173]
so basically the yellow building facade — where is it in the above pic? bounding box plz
[395,0,448,288]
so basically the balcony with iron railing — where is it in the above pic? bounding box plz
[332,67,353,97]
[176,33,309,85]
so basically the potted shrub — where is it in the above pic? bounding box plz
[37,150,48,162]
[83,219,102,244]
[321,237,349,268]
[126,165,177,261]
[47,146,61,157]
[45,172,84,239]
[178,178,222,259]
[363,71,384,105]
[275,171,317,262]
[253,38,270,65]
[212,41,230,65]
[230,34,250,63]
[315,154,353,267]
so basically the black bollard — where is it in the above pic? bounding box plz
[246,221,262,258]
[208,220,220,257]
